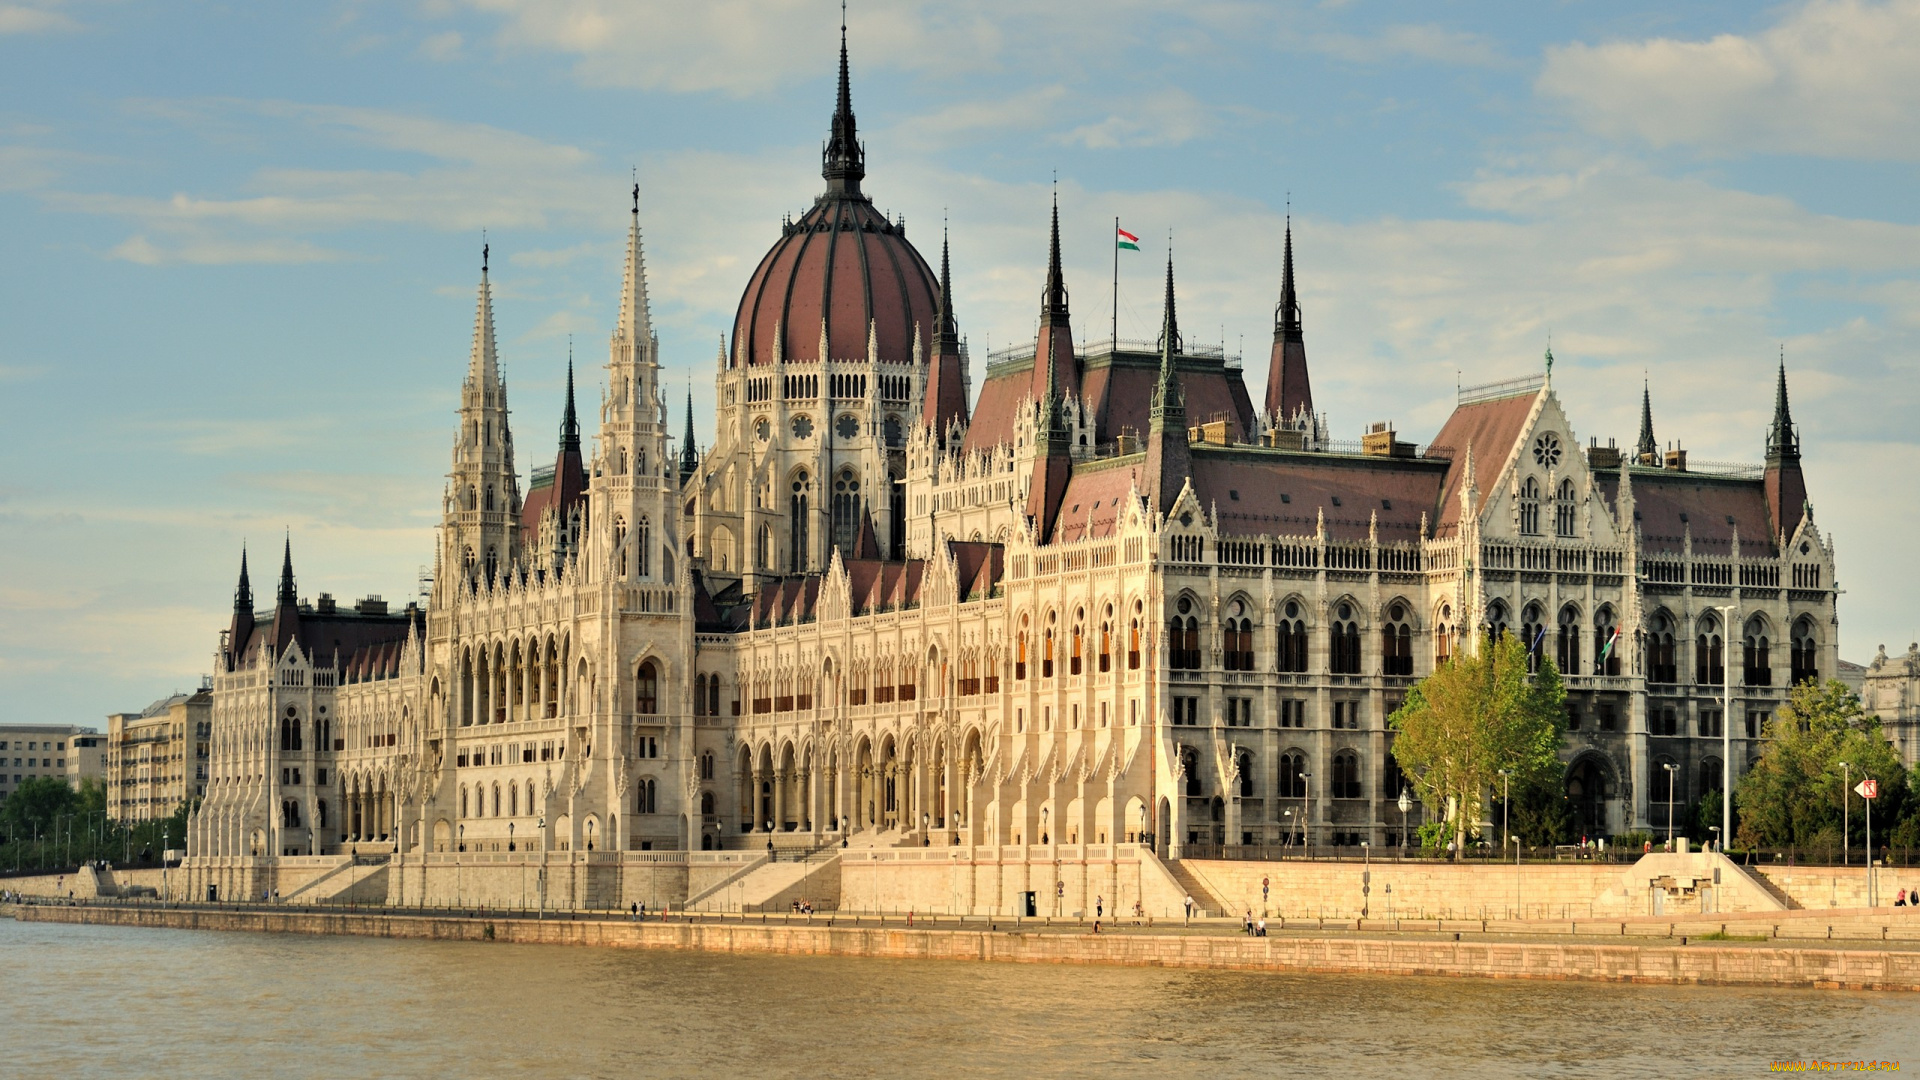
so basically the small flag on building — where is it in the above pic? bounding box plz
[1116,226,1140,251]
[1598,627,1620,664]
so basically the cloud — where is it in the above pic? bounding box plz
[0,4,79,34]
[1309,24,1507,67]
[509,240,598,268]
[108,232,345,266]
[418,29,463,60]
[1060,88,1220,149]
[1538,0,1920,159]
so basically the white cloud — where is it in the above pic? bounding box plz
[108,232,345,266]
[1310,23,1507,67]
[0,3,78,34]
[418,29,463,60]
[1538,0,1920,159]
[1061,88,1220,149]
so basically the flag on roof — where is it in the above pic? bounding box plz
[1116,226,1140,251]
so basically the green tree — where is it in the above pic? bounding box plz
[0,776,79,840]
[1504,777,1574,847]
[1734,680,1908,850]
[1390,630,1567,860]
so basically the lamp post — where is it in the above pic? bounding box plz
[1398,788,1411,859]
[1360,841,1370,918]
[1663,763,1677,850]
[923,812,930,848]
[1041,806,1049,848]
[456,823,464,909]
[1712,604,1739,852]
[1300,773,1312,859]
[1498,769,1511,851]
[1840,761,1850,866]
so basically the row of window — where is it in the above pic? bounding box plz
[0,739,70,751]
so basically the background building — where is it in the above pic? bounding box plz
[0,724,106,802]
[106,683,212,822]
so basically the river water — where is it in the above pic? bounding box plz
[4,918,1916,1078]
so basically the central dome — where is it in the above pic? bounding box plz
[729,29,938,369]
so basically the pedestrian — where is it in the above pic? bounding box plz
[1184,894,1194,924]
[1257,917,1267,937]
[1244,909,1254,935]
[1898,889,1908,908]
[1096,895,1104,919]
[630,901,638,921]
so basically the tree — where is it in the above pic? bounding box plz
[1390,630,1567,860]
[1735,679,1908,850]
[0,776,79,840]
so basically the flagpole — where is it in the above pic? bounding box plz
[1112,216,1119,350]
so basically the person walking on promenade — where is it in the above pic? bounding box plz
[1096,895,1104,919]
[1244,909,1254,935]
[631,901,639,921]
[1185,894,1194,924]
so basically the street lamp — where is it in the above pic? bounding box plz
[1360,841,1370,918]
[1712,603,1738,852]
[1498,769,1512,851]
[923,812,930,848]
[1663,763,1678,851]
[1300,773,1312,859]
[1839,761,1850,866]
[1398,788,1411,858]
[1041,806,1049,847]
[457,823,464,909]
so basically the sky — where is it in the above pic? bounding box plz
[3,0,1918,725]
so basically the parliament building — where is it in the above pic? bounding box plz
[183,33,1840,911]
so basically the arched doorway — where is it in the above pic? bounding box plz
[1565,757,1609,840]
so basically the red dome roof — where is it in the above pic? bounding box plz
[732,199,938,368]
[729,26,939,368]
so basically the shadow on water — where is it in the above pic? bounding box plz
[5,919,1916,1079]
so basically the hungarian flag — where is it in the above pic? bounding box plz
[1116,226,1140,251]
[1598,627,1620,665]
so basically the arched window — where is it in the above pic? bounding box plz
[694,673,707,716]
[832,467,861,556]
[484,546,498,582]
[1519,476,1541,536]
[1181,746,1203,798]
[1277,600,1308,673]
[1648,613,1677,683]
[1069,618,1083,676]
[1697,757,1723,800]
[1791,618,1818,685]
[635,661,658,714]
[1555,477,1577,538]
[1696,615,1724,685]
[1236,750,1255,799]
[1016,617,1029,680]
[1593,607,1620,676]
[700,751,715,780]
[1278,751,1307,799]
[700,791,715,817]
[1332,750,1363,799]
[1556,604,1581,674]
[1382,601,1413,676]
[1128,609,1142,670]
[637,517,652,577]
[509,782,518,817]
[756,524,772,570]
[492,783,502,817]
[1170,597,1201,670]
[460,785,469,819]
[1223,599,1254,671]
[1099,611,1112,673]
[708,676,721,718]
[1435,602,1454,666]
[789,470,812,572]
[485,484,495,512]
[636,777,657,814]
[1043,619,1056,679]
[1743,617,1772,687]
[1330,602,1361,675]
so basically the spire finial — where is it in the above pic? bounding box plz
[822,2,864,195]
[1276,212,1301,341]
[234,544,253,613]
[560,338,580,453]
[1040,185,1068,320]
[277,532,297,608]
[1151,245,1184,420]
[680,387,699,483]
[1636,378,1657,462]
[1767,347,1799,463]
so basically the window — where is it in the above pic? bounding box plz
[1696,617,1724,685]
[1332,701,1362,730]
[1743,618,1772,687]
[1278,700,1306,728]
[1223,600,1255,671]
[1016,618,1029,680]
[1519,476,1541,536]
[1791,618,1818,685]
[1382,602,1413,676]
[789,470,811,572]
[1746,710,1769,739]
[1129,603,1143,669]
[1332,751,1362,799]
[1170,597,1201,670]
[1330,602,1361,675]
[636,777,657,814]
[1043,622,1056,679]
[700,751,714,780]
[635,662,659,714]
[1648,614,1677,684]
[1698,757,1722,799]
[1593,607,1620,676]
[1278,752,1307,799]
[1435,602,1453,666]
[1099,615,1112,673]
[1700,708,1723,737]
[831,467,860,556]
[1070,619,1083,676]
[1652,706,1678,736]
[1555,477,1577,538]
[1277,600,1308,672]
[635,735,659,758]
[1556,605,1581,675]
[1225,698,1253,727]
[1170,696,1200,726]
[1237,751,1256,798]
[1181,747,1203,798]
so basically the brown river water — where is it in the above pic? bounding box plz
[4,918,1917,1078]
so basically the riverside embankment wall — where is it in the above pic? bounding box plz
[14,903,1920,993]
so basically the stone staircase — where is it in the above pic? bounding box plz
[1154,855,1229,918]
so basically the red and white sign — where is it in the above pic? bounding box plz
[1856,778,1879,800]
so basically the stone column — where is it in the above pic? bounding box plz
[774,764,788,833]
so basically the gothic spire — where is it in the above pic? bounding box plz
[680,391,699,484]
[1276,216,1301,343]
[615,187,653,346]
[1636,380,1657,463]
[560,353,580,454]
[468,243,499,385]
[276,534,297,608]
[233,546,252,613]
[822,6,865,197]
[1766,353,1800,463]
[1151,250,1184,422]
[934,223,960,352]
[1041,188,1069,322]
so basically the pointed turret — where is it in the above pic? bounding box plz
[616,184,654,348]
[560,357,581,454]
[1029,191,1079,410]
[822,12,865,197]
[276,535,297,608]
[1764,355,1807,541]
[679,391,699,486]
[922,225,971,435]
[1635,381,1658,464]
[469,244,499,386]
[225,546,255,671]
[1145,252,1192,517]
[270,534,302,655]
[1263,217,1313,425]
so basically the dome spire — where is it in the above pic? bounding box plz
[1151,247,1185,424]
[1041,185,1069,321]
[468,240,499,386]
[1766,349,1799,463]
[680,390,699,485]
[822,2,865,197]
[1636,379,1657,463]
[233,545,252,613]
[560,342,580,454]
[276,533,297,609]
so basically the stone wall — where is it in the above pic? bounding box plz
[17,903,1920,993]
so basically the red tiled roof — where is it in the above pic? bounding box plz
[1188,448,1444,542]
[1622,471,1776,556]
[1429,390,1540,538]
[1049,464,1146,543]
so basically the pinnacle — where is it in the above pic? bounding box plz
[615,196,654,345]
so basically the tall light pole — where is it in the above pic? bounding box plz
[1398,788,1411,858]
[1712,604,1739,852]
[1663,763,1677,850]
[1839,761,1850,866]
[1301,773,1313,859]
